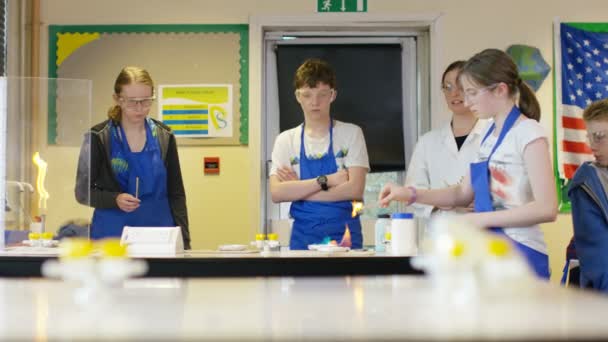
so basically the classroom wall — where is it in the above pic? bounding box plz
[39,0,608,282]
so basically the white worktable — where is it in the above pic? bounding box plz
[0,275,606,340]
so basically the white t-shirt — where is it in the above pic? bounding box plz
[270,120,370,177]
[406,119,489,217]
[476,118,548,254]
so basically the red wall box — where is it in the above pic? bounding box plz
[204,157,220,174]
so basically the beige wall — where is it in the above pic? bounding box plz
[38,0,606,282]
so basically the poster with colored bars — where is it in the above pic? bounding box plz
[158,84,233,138]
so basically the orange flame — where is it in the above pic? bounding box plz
[351,201,363,218]
[32,152,49,210]
[339,224,352,247]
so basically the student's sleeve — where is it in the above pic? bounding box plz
[74,132,120,209]
[516,120,547,154]
[166,133,191,250]
[343,126,369,170]
[270,132,293,177]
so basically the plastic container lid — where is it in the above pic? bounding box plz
[488,238,511,257]
[391,213,414,219]
[267,233,278,241]
[41,232,54,240]
[99,239,128,258]
[255,234,266,241]
[28,232,40,240]
[59,238,93,259]
[377,213,391,219]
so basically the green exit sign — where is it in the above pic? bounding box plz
[317,0,367,12]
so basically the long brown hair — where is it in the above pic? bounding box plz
[107,66,155,122]
[459,49,540,121]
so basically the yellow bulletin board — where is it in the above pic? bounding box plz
[158,84,234,138]
[48,25,249,146]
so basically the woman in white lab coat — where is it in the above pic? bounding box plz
[406,61,488,217]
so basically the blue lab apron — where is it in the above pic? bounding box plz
[90,119,175,240]
[470,106,550,279]
[289,121,363,250]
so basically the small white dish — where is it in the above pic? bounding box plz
[307,244,322,251]
[308,244,350,252]
[218,244,248,252]
[21,240,59,247]
[317,246,350,252]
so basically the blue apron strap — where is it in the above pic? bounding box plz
[484,105,522,159]
[561,259,571,285]
[472,106,521,213]
[481,123,495,145]
[118,120,154,178]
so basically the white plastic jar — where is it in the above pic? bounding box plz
[390,213,417,256]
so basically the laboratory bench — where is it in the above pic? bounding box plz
[1,275,607,341]
[0,249,423,278]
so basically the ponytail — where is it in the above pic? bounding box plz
[517,80,540,121]
[108,104,122,122]
[461,49,542,122]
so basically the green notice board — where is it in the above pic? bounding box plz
[317,0,367,12]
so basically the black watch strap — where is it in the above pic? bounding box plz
[316,175,329,191]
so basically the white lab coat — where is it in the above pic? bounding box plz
[405,118,490,218]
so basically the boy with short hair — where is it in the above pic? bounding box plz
[269,58,370,250]
[568,98,608,292]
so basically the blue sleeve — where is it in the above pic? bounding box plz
[570,185,608,291]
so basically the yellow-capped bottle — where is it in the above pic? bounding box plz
[255,233,266,249]
[28,232,41,247]
[41,232,54,247]
[384,232,392,254]
[267,233,280,252]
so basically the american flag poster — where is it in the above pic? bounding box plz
[555,22,608,209]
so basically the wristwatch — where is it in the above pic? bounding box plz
[316,175,329,191]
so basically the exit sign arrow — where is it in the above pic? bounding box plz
[318,0,367,13]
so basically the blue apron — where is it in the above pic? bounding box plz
[90,119,175,240]
[470,106,550,279]
[289,121,363,250]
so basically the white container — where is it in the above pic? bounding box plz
[391,213,417,256]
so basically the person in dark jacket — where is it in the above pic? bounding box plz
[568,98,608,292]
[75,66,191,249]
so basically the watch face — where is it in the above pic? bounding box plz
[317,175,328,190]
